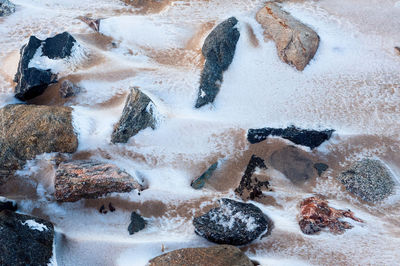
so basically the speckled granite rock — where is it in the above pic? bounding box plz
[149,245,254,266]
[337,159,395,202]
[55,160,143,202]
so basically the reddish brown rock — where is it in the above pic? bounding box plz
[299,196,363,235]
[148,245,254,266]
[55,160,143,202]
[256,2,320,71]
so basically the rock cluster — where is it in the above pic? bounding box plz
[55,160,143,202]
[195,17,240,108]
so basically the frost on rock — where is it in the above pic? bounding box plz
[193,198,272,245]
[22,219,49,232]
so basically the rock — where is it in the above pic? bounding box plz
[299,196,363,235]
[395,46,400,55]
[14,32,77,101]
[148,245,254,266]
[0,197,17,212]
[314,163,329,177]
[111,88,157,144]
[195,17,240,108]
[235,155,270,200]
[337,159,395,202]
[248,126,334,149]
[193,198,272,245]
[128,212,146,235]
[54,160,143,202]
[256,2,320,71]
[0,104,78,176]
[0,0,15,16]
[0,210,54,265]
[191,161,218,189]
[79,16,101,32]
[59,80,81,98]
[270,146,315,184]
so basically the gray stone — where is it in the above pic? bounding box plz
[256,2,320,71]
[128,212,146,235]
[0,0,15,17]
[111,88,157,143]
[337,159,395,202]
[195,17,240,108]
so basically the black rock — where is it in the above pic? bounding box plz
[128,212,146,235]
[193,198,272,245]
[247,126,334,149]
[14,32,77,101]
[0,210,54,265]
[111,88,157,144]
[314,163,329,176]
[0,197,17,212]
[195,17,240,108]
[235,155,270,200]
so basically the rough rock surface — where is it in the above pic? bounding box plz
[14,32,77,100]
[248,126,334,149]
[55,160,143,202]
[0,210,54,265]
[0,104,78,175]
[191,161,218,189]
[195,17,240,108]
[148,245,254,266]
[299,196,363,235]
[193,198,272,245]
[337,159,395,202]
[256,2,320,71]
[128,212,146,235]
[0,197,17,212]
[59,80,81,98]
[0,0,15,16]
[235,155,270,200]
[270,146,316,184]
[111,88,157,144]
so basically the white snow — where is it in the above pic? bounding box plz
[22,219,48,232]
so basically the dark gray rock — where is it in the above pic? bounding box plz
[0,210,54,265]
[193,198,272,245]
[337,159,395,202]
[59,80,81,98]
[235,155,270,200]
[0,0,15,17]
[314,163,329,177]
[0,197,17,212]
[128,212,146,235]
[111,88,157,144]
[191,161,218,189]
[270,146,316,184]
[195,17,240,108]
[14,32,77,101]
[248,126,334,149]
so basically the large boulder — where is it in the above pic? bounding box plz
[111,88,157,144]
[148,245,254,266]
[55,160,143,202]
[0,0,15,16]
[235,155,270,200]
[248,126,334,149]
[337,159,395,202]
[193,198,272,245]
[269,146,316,184]
[0,104,78,176]
[0,210,54,265]
[256,2,320,71]
[195,17,240,108]
[14,32,77,101]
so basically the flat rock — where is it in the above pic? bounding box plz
[14,32,77,100]
[248,126,334,149]
[128,211,146,235]
[193,198,272,245]
[0,0,15,16]
[337,159,395,202]
[0,104,78,177]
[195,17,240,108]
[0,210,54,265]
[111,88,157,144]
[148,245,254,266]
[191,161,218,189]
[55,160,143,202]
[270,146,316,184]
[235,155,270,200]
[256,2,320,71]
